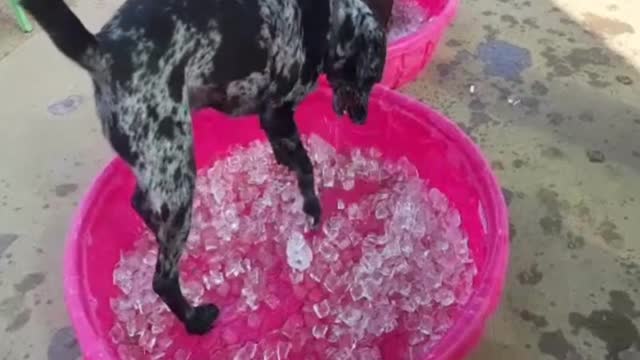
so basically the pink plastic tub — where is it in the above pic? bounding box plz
[383,0,458,88]
[64,86,508,359]
[320,0,458,89]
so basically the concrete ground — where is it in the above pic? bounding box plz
[0,0,639,359]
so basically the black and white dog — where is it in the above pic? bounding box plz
[23,0,386,334]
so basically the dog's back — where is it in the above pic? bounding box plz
[25,0,329,113]
[95,0,269,87]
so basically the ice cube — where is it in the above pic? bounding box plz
[309,263,327,282]
[150,314,171,335]
[381,240,401,259]
[428,188,448,213]
[350,282,366,301]
[312,324,329,339]
[434,287,455,306]
[322,271,343,293]
[313,300,331,319]
[125,315,145,337]
[332,348,354,360]
[419,314,435,335]
[211,182,226,204]
[318,242,339,263]
[150,351,166,360]
[276,341,292,360]
[264,293,281,310]
[113,268,133,295]
[241,287,259,310]
[203,270,225,290]
[286,232,313,271]
[225,155,243,173]
[142,251,156,266]
[183,281,204,305]
[360,252,382,273]
[281,314,303,339]
[338,307,363,327]
[355,347,382,360]
[342,178,355,191]
[155,336,173,352]
[234,342,258,360]
[138,330,157,352]
[309,134,336,164]
[374,202,391,219]
[445,208,461,228]
[322,217,342,239]
[364,234,387,246]
[409,332,427,346]
[225,254,245,278]
[289,270,304,284]
[361,277,381,301]
[174,349,191,360]
[109,323,125,344]
[347,203,361,220]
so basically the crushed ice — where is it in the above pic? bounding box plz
[110,134,476,359]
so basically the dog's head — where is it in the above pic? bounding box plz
[325,0,386,124]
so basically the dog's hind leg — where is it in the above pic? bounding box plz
[126,106,219,335]
[260,103,322,225]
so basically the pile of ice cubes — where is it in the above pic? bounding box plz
[388,0,430,42]
[110,134,476,359]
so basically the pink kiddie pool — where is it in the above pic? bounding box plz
[383,0,458,88]
[319,0,458,89]
[64,84,509,359]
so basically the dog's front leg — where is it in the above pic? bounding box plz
[130,141,219,335]
[260,103,322,226]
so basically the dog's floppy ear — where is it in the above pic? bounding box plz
[354,14,386,84]
[362,0,393,29]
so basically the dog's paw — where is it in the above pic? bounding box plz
[303,196,322,227]
[185,304,219,335]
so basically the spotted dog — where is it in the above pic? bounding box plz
[23,0,386,334]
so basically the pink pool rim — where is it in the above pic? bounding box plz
[64,86,509,360]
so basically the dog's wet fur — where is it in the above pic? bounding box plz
[23,0,387,334]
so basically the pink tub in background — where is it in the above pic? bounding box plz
[383,0,458,88]
[319,0,459,89]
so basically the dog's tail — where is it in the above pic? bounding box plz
[21,0,102,72]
